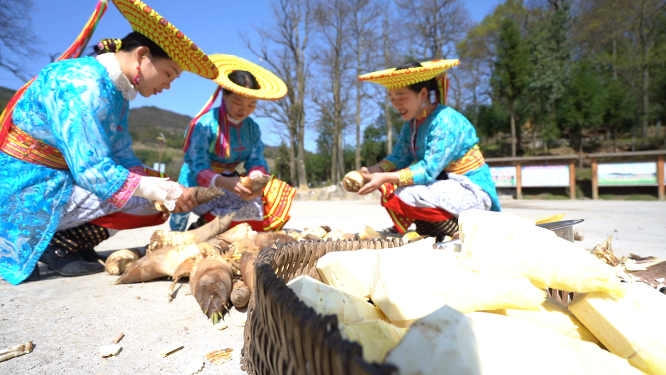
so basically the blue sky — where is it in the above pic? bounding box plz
[1,0,502,149]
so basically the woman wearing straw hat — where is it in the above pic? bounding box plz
[348,60,501,241]
[0,0,219,284]
[170,54,295,233]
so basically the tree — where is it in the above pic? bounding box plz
[242,0,312,188]
[312,0,353,182]
[523,5,572,152]
[628,0,666,138]
[602,75,636,151]
[0,0,40,81]
[347,0,381,170]
[557,61,606,154]
[361,117,388,166]
[378,5,403,155]
[396,0,471,60]
[492,17,531,157]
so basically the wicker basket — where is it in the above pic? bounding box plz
[241,238,404,375]
[239,237,590,374]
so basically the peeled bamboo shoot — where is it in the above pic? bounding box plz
[385,306,642,374]
[287,275,387,325]
[568,282,666,375]
[317,250,378,298]
[371,250,546,327]
[458,210,628,297]
[493,296,599,345]
[339,320,407,363]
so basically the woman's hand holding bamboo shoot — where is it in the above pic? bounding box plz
[357,168,399,195]
[172,185,198,213]
[215,176,254,201]
[133,177,190,212]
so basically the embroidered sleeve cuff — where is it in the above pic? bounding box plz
[209,174,221,188]
[129,165,167,178]
[377,159,397,172]
[107,172,141,208]
[197,168,218,187]
[397,168,414,186]
[247,166,268,178]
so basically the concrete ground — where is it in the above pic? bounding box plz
[1,199,665,374]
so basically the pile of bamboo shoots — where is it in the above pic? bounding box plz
[284,210,665,375]
[101,203,393,324]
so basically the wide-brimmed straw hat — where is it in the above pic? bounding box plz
[210,54,287,101]
[112,0,218,79]
[359,59,459,90]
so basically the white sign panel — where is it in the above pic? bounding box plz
[598,162,657,186]
[521,165,570,187]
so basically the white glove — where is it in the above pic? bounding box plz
[133,176,183,211]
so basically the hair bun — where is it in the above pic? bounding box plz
[95,38,123,54]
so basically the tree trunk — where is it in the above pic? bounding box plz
[613,127,618,153]
[330,128,338,182]
[288,129,297,186]
[337,130,345,178]
[642,63,649,138]
[355,82,362,170]
[297,116,308,189]
[385,95,392,155]
[509,99,517,157]
[578,129,584,168]
[355,36,363,170]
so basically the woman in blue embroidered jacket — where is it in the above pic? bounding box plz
[170,54,295,233]
[348,60,501,240]
[0,0,218,285]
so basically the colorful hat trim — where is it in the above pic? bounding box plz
[358,59,459,90]
[210,54,287,101]
[112,0,218,79]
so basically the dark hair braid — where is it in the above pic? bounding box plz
[93,31,170,59]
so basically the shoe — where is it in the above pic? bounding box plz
[383,226,400,234]
[24,266,41,282]
[78,248,108,263]
[39,245,104,276]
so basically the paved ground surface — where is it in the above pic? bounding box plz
[1,198,665,374]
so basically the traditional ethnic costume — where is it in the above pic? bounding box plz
[0,0,218,285]
[358,60,501,240]
[170,55,295,232]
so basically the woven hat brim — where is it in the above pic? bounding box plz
[113,0,218,79]
[210,54,288,101]
[359,59,459,89]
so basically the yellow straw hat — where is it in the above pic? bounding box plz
[211,54,288,101]
[359,59,459,90]
[112,0,218,79]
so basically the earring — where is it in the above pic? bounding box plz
[422,102,427,118]
[133,65,141,86]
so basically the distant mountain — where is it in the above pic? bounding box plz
[0,86,16,112]
[127,105,192,134]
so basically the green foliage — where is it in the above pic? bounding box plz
[273,142,293,185]
[557,61,607,142]
[492,17,531,106]
[127,106,192,149]
[474,103,510,138]
[361,121,388,166]
[603,76,636,133]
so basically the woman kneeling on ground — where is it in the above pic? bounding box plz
[0,0,219,284]
[348,60,501,241]
[170,55,295,233]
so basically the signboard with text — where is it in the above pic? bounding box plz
[490,166,517,187]
[598,162,657,186]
